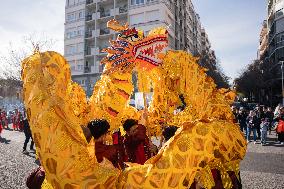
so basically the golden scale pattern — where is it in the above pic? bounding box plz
[21,24,247,189]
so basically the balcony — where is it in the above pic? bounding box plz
[85,14,93,21]
[118,5,127,14]
[269,41,284,57]
[100,28,110,35]
[85,47,92,56]
[86,0,93,4]
[85,31,92,38]
[84,66,91,73]
[86,12,98,23]
[85,30,97,39]
[100,11,111,18]
[86,47,97,56]
[97,8,115,19]
[95,46,107,56]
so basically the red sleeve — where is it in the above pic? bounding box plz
[132,124,147,142]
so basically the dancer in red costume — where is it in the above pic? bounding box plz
[12,110,17,130]
[12,109,21,131]
[86,119,125,169]
[122,119,151,165]
[2,111,8,129]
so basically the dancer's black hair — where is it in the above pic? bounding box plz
[162,126,178,141]
[87,119,110,139]
[123,119,138,131]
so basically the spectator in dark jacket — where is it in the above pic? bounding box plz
[236,108,247,136]
[265,107,274,134]
[22,118,34,153]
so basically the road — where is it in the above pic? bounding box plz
[0,128,283,188]
[0,128,37,189]
[240,132,284,189]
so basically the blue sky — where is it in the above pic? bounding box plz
[192,0,267,80]
[0,0,267,80]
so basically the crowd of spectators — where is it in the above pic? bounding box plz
[232,103,284,145]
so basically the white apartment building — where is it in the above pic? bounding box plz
[128,0,175,49]
[64,0,204,96]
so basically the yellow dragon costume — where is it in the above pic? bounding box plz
[21,20,247,189]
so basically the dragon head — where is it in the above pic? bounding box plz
[101,19,168,74]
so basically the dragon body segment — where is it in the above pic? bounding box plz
[21,20,246,189]
[22,52,120,188]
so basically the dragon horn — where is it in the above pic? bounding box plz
[109,40,117,46]
[101,47,117,55]
[107,19,128,32]
[100,57,109,64]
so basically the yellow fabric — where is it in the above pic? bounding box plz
[22,23,247,189]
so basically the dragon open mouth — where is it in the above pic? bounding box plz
[133,36,168,67]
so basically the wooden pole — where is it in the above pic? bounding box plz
[143,92,151,136]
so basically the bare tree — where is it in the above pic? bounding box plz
[0,32,57,81]
[199,53,230,89]
[0,33,57,99]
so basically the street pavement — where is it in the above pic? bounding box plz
[0,128,37,189]
[240,132,284,189]
[0,127,284,188]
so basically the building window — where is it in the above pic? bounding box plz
[131,0,144,5]
[77,65,84,71]
[130,13,144,25]
[67,0,85,6]
[81,79,86,85]
[67,12,76,22]
[67,0,76,6]
[66,45,76,55]
[77,26,84,36]
[78,10,85,20]
[66,32,72,39]
[77,43,84,53]
[66,27,76,39]
[66,26,84,39]
[146,10,160,22]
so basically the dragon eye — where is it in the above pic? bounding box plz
[134,34,138,38]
